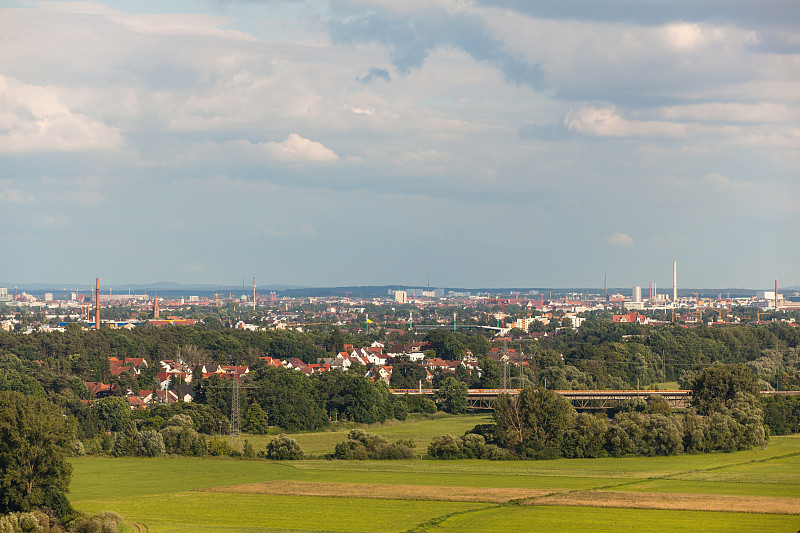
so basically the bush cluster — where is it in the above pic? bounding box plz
[264,434,304,460]
[426,433,511,460]
[762,394,800,435]
[84,414,205,458]
[67,512,122,533]
[332,430,416,460]
[0,511,53,533]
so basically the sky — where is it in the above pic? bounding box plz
[1,0,798,290]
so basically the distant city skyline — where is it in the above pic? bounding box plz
[1,1,798,288]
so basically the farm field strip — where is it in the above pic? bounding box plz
[528,490,800,514]
[69,436,800,532]
[199,480,552,503]
[77,493,486,533]
[423,505,800,533]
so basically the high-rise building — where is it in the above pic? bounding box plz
[394,290,407,304]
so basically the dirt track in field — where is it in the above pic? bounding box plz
[531,490,800,515]
[199,480,551,503]
[201,480,800,515]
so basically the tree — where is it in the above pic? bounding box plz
[434,377,468,414]
[691,364,759,415]
[494,387,576,458]
[423,330,465,360]
[244,403,270,435]
[93,396,131,432]
[389,358,427,389]
[0,391,76,516]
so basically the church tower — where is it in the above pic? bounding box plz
[153,292,160,319]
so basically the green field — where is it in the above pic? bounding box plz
[70,417,800,533]
[230,413,493,456]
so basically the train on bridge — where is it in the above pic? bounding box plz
[390,388,799,410]
[389,388,694,410]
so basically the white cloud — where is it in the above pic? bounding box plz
[704,172,747,191]
[656,103,793,123]
[0,75,123,153]
[607,232,634,246]
[565,106,686,138]
[36,214,72,227]
[263,133,339,163]
[350,107,375,115]
[0,189,33,203]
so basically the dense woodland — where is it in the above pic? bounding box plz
[1,316,799,395]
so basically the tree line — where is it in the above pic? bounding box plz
[427,364,770,460]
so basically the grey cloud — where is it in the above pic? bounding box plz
[475,0,800,29]
[358,67,391,84]
[518,123,573,141]
[328,9,544,88]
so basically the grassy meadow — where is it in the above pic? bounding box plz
[229,413,494,456]
[70,414,800,532]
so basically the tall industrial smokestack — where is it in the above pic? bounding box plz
[673,261,677,301]
[95,277,100,330]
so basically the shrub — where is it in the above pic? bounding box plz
[460,434,486,459]
[403,395,436,413]
[68,511,122,533]
[427,434,463,459]
[166,414,194,430]
[392,399,408,421]
[332,430,415,460]
[266,434,304,460]
[134,430,165,457]
[206,437,235,457]
[242,440,255,459]
[160,425,206,456]
[0,511,50,533]
[110,421,137,457]
[483,444,513,460]
[73,441,85,457]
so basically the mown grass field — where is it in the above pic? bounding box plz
[70,415,800,533]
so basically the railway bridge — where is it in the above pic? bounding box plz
[390,389,800,410]
[389,388,694,410]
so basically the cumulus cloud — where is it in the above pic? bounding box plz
[0,75,123,153]
[263,133,339,163]
[606,232,634,245]
[565,106,686,138]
